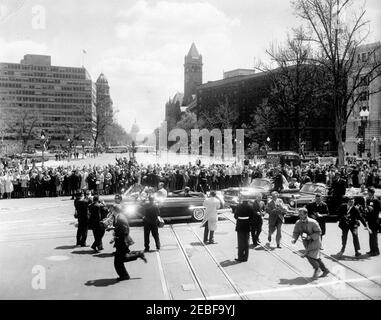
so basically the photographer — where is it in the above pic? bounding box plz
[292,208,329,279]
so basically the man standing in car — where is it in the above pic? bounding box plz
[142,195,161,252]
[234,197,254,262]
[202,191,221,244]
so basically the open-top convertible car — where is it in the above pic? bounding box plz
[102,184,232,222]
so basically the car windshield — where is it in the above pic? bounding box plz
[224,190,240,196]
[250,179,271,188]
[300,184,326,194]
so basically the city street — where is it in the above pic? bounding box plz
[1,196,380,300]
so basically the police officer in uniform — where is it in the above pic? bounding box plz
[234,196,254,262]
[365,187,380,256]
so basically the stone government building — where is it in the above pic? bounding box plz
[166,43,337,154]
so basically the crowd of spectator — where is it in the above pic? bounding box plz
[1,155,381,200]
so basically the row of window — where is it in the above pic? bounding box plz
[8,97,92,103]
[3,90,91,98]
[2,64,84,73]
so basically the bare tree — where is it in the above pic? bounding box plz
[257,29,330,152]
[199,97,239,129]
[293,0,381,165]
[0,107,41,152]
[93,95,115,148]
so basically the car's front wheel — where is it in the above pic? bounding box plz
[192,208,205,221]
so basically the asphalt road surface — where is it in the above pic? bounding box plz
[1,197,381,300]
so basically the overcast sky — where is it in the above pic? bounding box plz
[0,0,380,136]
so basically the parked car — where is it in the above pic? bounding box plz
[103,184,232,222]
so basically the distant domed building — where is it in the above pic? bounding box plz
[130,119,140,142]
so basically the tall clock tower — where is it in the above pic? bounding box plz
[183,43,202,106]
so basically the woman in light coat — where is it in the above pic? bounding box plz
[4,171,14,199]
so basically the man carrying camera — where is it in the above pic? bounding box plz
[292,208,329,279]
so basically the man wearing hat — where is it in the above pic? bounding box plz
[336,196,369,257]
[74,192,90,247]
[234,196,254,262]
[365,187,380,256]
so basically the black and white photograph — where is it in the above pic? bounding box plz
[1,0,381,305]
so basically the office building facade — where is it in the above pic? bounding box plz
[345,42,381,158]
[0,54,96,148]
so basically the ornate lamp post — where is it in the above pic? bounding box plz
[358,107,369,158]
[266,137,271,153]
[40,131,46,167]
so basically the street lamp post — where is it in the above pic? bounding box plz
[40,131,46,168]
[81,139,85,159]
[67,138,72,162]
[266,137,271,154]
[359,107,370,158]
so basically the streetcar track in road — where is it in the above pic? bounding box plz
[222,212,379,300]
[280,227,381,288]
[185,224,249,300]
[220,213,341,300]
[169,225,208,300]
[267,229,376,300]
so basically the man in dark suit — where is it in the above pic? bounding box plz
[142,196,161,252]
[250,194,265,247]
[330,172,347,213]
[365,187,380,256]
[234,197,254,262]
[111,204,147,281]
[307,193,329,248]
[266,191,287,248]
[74,192,90,247]
[88,195,108,252]
[337,197,369,257]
